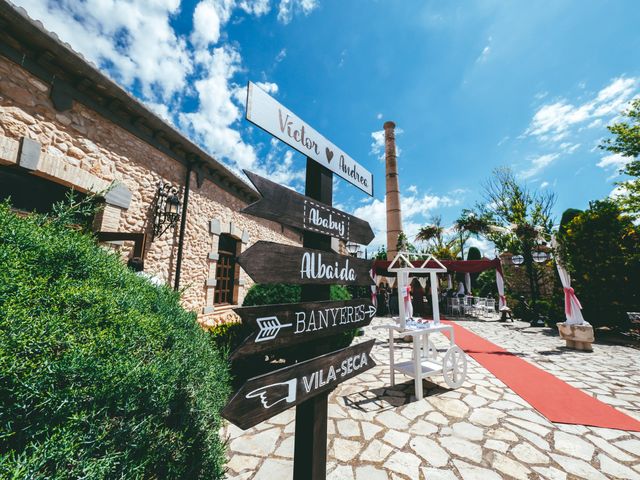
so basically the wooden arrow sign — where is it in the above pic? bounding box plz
[237,241,374,286]
[231,299,377,360]
[223,340,376,430]
[242,170,375,245]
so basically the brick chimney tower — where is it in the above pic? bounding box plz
[384,121,403,260]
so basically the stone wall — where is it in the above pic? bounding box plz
[0,54,301,326]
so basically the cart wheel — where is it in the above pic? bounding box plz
[442,346,467,388]
[426,339,439,361]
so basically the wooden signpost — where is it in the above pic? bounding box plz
[242,170,375,244]
[223,339,375,429]
[237,241,374,286]
[222,82,375,480]
[230,299,377,360]
[245,82,374,196]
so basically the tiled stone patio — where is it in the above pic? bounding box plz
[222,316,640,479]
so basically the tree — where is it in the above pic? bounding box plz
[415,216,460,260]
[470,168,556,309]
[601,98,640,217]
[454,209,489,259]
[556,199,640,329]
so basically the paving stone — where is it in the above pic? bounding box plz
[383,430,410,448]
[409,420,438,436]
[226,454,261,474]
[337,419,361,437]
[553,431,595,461]
[616,438,640,455]
[451,422,484,441]
[252,458,291,480]
[409,437,449,467]
[484,439,509,453]
[586,434,635,462]
[273,436,293,458]
[328,465,354,480]
[428,397,469,418]
[475,386,500,400]
[360,439,393,462]
[385,451,422,479]
[453,459,502,480]
[468,407,504,426]
[508,409,553,426]
[462,394,488,408]
[376,410,410,430]
[598,453,640,480]
[425,411,449,425]
[355,465,389,480]
[331,438,362,462]
[399,400,432,418]
[506,417,551,436]
[490,400,523,410]
[503,423,551,450]
[511,442,550,464]
[421,467,458,480]
[440,436,482,463]
[361,421,384,440]
[490,452,531,480]
[532,466,568,480]
[487,427,518,442]
[229,427,281,457]
[550,454,607,480]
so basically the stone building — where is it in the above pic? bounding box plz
[0,3,302,327]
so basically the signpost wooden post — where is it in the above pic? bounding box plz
[242,170,374,244]
[222,82,376,480]
[231,299,377,360]
[222,339,376,430]
[237,241,374,286]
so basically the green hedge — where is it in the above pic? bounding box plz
[0,201,230,479]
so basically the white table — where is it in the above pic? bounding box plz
[376,320,466,400]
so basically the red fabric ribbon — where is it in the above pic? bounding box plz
[564,287,582,317]
[499,295,506,307]
[404,286,411,300]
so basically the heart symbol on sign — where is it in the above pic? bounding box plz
[325,147,334,163]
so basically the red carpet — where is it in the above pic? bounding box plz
[439,319,640,432]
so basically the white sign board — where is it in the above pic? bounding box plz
[246,81,373,196]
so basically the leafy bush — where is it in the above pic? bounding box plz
[557,200,640,329]
[475,270,498,300]
[0,200,230,479]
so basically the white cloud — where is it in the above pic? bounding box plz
[351,188,460,252]
[559,142,580,154]
[540,181,549,188]
[274,48,287,63]
[370,128,403,161]
[465,236,496,259]
[520,153,559,179]
[14,0,317,189]
[525,76,639,143]
[277,0,318,24]
[238,0,270,16]
[597,153,632,180]
[475,36,492,64]
[376,113,383,120]
[370,130,386,161]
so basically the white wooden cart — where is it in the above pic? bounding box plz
[376,253,468,400]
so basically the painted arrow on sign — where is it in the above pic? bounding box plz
[223,339,376,430]
[230,299,377,360]
[237,241,374,286]
[242,170,375,245]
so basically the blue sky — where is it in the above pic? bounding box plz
[16,0,640,255]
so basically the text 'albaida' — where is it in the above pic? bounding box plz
[300,252,356,281]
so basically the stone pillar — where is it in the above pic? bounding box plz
[384,121,403,260]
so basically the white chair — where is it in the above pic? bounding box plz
[450,297,462,317]
[476,298,487,317]
[463,296,473,316]
[485,298,496,317]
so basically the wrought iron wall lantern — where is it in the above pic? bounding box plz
[345,241,361,257]
[152,182,181,239]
